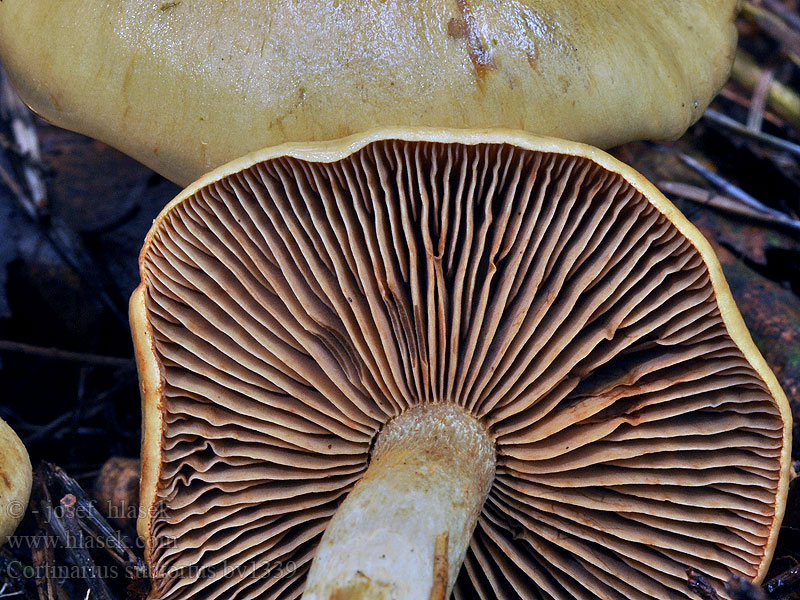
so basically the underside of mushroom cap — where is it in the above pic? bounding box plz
[131,129,791,600]
[0,0,738,185]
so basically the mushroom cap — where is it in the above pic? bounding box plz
[0,0,737,186]
[0,418,32,545]
[131,129,791,600]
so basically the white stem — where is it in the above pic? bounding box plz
[303,404,495,600]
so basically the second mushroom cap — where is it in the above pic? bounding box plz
[0,0,738,185]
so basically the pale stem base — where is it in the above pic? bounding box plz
[302,403,495,600]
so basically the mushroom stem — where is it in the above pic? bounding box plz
[302,404,495,600]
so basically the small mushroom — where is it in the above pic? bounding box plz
[0,0,738,186]
[131,129,791,600]
[0,418,32,545]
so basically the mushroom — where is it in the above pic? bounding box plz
[131,129,791,600]
[0,0,738,186]
[0,417,32,545]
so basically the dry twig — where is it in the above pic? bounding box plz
[764,563,800,597]
[687,568,723,600]
[703,109,800,159]
[731,49,800,129]
[677,153,800,231]
[0,340,132,368]
[742,1,800,66]
[660,180,800,233]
